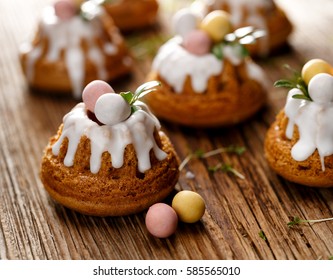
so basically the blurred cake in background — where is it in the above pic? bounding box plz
[145,9,268,127]
[20,0,132,99]
[195,0,292,56]
[103,0,159,31]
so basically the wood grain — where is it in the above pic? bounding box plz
[1,0,333,260]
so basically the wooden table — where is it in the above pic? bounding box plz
[1,0,333,260]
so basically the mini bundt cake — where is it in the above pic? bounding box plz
[103,0,159,31]
[265,59,333,187]
[197,0,292,56]
[20,0,132,99]
[40,80,179,216]
[145,9,268,127]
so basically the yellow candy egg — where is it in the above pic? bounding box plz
[200,10,232,42]
[301,58,333,85]
[172,190,205,223]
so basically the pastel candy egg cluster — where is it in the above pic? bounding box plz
[82,80,131,126]
[145,191,206,238]
[173,8,232,56]
[54,0,77,21]
[300,59,333,103]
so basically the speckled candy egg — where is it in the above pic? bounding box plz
[308,73,333,104]
[145,203,178,238]
[200,10,231,42]
[301,59,333,85]
[94,93,131,126]
[172,8,199,38]
[82,80,115,112]
[172,190,205,223]
[183,29,212,56]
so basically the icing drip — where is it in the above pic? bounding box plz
[152,37,266,93]
[52,102,167,174]
[23,6,118,98]
[152,37,222,93]
[284,86,333,171]
[204,0,273,56]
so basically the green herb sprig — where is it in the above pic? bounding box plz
[287,216,333,228]
[274,65,312,101]
[120,81,160,113]
[259,230,267,241]
[212,26,266,60]
[208,162,245,180]
[179,145,246,180]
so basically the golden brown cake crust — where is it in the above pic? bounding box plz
[103,0,158,31]
[264,110,333,187]
[145,59,266,127]
[20,13,131,96]
[40,126,179,216]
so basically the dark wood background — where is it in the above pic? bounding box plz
[1,0,333,260]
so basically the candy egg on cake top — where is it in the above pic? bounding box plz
[20,0,132,99]
[40,80,180,216]
[195,0,292,56]
[265,59,333,187]
[145,9,268,127]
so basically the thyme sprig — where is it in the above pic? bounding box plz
[274,64,312,101]
[120,81,160,113]
[208,162,245,180]
[259,230,267,241]
[212,26,266,60]
[179,145,246,180]
[287,216,333,228]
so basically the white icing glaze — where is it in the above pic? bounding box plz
[52,102,167,174]
[152,37,267,93]
[23,6,119,98]
[284,74,333,171]
[203,0,273,56]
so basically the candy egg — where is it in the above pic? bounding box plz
[301,58,333,85]
[183,29,212,55]
[172,8,199,38]
[145,203,178,238]
[200,10,232,42]
[94,93,131,126]
[54,0,77,21]
[82,80,114,112]
[172,190,205,223]
[308,73,333,104]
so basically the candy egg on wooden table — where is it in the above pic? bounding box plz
[301,58,333,85]
[145,203,178,238]
[172,190,206,223]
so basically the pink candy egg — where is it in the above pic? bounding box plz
[82,80,114,112]
[145,203,178,238]
[183,29,212,56]
[54,0,77,21]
